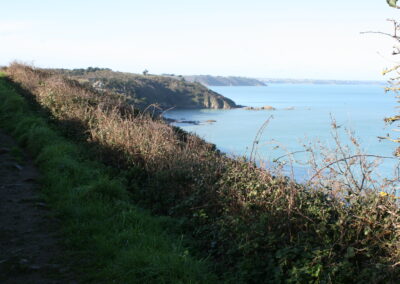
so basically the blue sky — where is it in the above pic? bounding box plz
[1,0,399,79]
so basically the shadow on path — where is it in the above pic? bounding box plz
[0,129,77,284]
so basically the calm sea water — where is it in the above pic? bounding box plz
[164,84,399,180]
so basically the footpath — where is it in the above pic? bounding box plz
[0,129,76,284]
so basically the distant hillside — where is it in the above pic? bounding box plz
[180,75,266,86]
[260,78,386,85]
[175,74,385,86]
[52,68,238,110]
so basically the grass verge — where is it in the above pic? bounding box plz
[0,72,216,283]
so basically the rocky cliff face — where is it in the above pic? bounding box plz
[54,69,238,110]
[203,93,236,109]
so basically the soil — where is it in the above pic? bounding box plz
[0,129,77,284]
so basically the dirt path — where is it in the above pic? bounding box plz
[0,130,76,284]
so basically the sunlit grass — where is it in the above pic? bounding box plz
[0,72,216,283]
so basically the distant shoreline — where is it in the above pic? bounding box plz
[166,74,386,86]
[259,79,386,85]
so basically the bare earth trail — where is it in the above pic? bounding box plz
[0,129,77,284]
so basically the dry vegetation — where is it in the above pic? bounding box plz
[51,67,238,110]
[5,62,400,283]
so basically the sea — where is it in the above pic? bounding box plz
[164,84,399,182]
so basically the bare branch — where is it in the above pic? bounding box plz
[383,65,400,75]
[250,115,273,163]
[360,31,399,40]
[378,136,400,143]
[307,154,396,184]
[272,150,309,163]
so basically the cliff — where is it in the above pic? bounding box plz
[52,68,238,110]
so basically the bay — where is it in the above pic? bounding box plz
[164,84,399,181]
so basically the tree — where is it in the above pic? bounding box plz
[143,69,149,76]
[381,1,400,155]
[387,0,400,8]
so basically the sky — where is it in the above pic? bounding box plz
[1,0,400,80]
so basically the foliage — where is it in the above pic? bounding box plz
[4,63,400,283]
[50,67,237,110]
[0,71,216,283]
[387,0,399,9]
[382,1,400,155]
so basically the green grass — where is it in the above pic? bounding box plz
[0,73,216,283]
